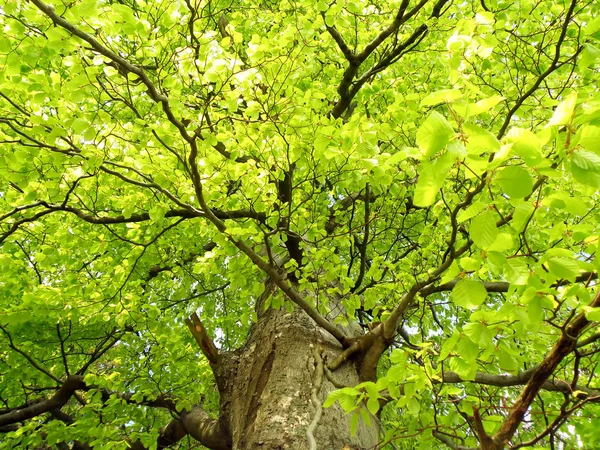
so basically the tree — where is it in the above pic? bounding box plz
[1,0,600,448]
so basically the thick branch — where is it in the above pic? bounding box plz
[322,18,356,63]
[492,289,600,447]
[351,184,370,292]
[181,406,232,450]
[0,377,229,450]
[473,406,495,448]
[1,203,263,244]
[356,0,425,62]
[433,431,476,450]
[185,312,220,365]
[127,406,231,450]
[0,375,84,427]
[329,0,449,118]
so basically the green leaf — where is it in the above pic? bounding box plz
[570,163,600,188]
[416,111,454,157]
[317,0,328,12]
[339,394,356,412]
[488,233,515,252]
[470,211,498,249]
[547,257,580,281]
[413,161,438,207]
[451,278,488,309]
[496,166,533,198]
[323,390,343,408]
[149,205,167,222]
[547,93,577,127]
[468,95,504,116]
[366,396,380,415]
[448,356,476,380]
[324,13,334,27]
[476,11,495,24]
[350,412,359,436]
[360,406,372,426]
[103,66,119,77]
[578,44,600,71]
[439,329,461,361]
[346,2,361,14]
[504,259,529,285]
[413,153,454,207]
[585,307,600,321]
[583,16,600,36]
[457,201,485,223]
[459,256,479,272]
[497,349,519,373]
[463,322,493,347]
[578,125,600,153]
[456,334,480,360]
[386,149,408,165]
[440,260,461,284]
[571,150,600,171]
[511,203,535,232]
[323,387,359,409]
[464,123,500,155]
[526,296,545,326]
[390,349,408,365]
[420,89,462,107]
[487,251,507,275]
[71,118,89,133]
[506,128,541,164]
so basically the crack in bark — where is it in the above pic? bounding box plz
[239,341,277,449]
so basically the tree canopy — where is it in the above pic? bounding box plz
[1,0,600,448]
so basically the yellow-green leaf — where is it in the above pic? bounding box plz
[547,93,577,127]
[470,211,498,249]
[451,278,488,309]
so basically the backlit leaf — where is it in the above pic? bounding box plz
[470,211,498,249]
[420,89,462,107]
[451,278,488,309]
[416,111,454,157]
[547,93,577,127]
[496,166,533,198]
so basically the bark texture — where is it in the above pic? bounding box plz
[220,307,378,450]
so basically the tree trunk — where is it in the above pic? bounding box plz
[218,307,379,450]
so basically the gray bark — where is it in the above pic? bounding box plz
[220,307,379,450]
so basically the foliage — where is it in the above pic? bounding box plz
[1,0,600,448]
